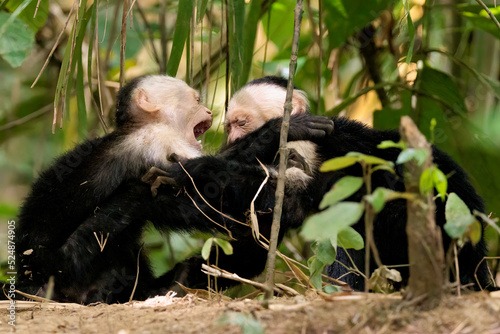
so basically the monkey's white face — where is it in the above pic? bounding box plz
[133,76,213,149]
[226,83,309,143]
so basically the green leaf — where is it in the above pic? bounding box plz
[460,5,500,40]
[320,156,358,172]
[396,148,429,166]
[213,238,234,256]
[365,188,386,213]
[228,0,245,91]
[201,238,214,260]
[0,12,34,67]
[167,0,194,76]
[337,227,364,250]
[196,0,209,22]
[324,284,342,294]
[346,152,392,166]
[444,193,476,239]
[365,187,410,213]
[240,0,263,86]
[432,167,448,200]
[403,0,415,63]
[319,176,364,209]
[217,312,264,334]
[418,66,468,115]
[467,220,482,246]
[307,256,325,290]
[6,0,49,32]
[323,0,397,50]
[419,168,434,196]
[301,202,365,241]
[316,240,337,264]
[377,140,406,150]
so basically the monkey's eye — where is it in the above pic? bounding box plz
[237,119,247,127]
[195,96,201,103]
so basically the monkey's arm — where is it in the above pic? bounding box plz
[219,114,333,165]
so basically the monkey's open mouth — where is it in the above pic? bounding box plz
[194,120,212,138]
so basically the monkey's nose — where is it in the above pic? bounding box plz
[206,108,212,115]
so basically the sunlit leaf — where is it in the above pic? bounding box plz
[432,167,448,200]
[319,176,364,209]
[377,140,406,150]
[419,168,434,196]
[214,238,234,256]
[444,193,476,239]
[201,238,214,260]
[346,152,391,166]
[320,156,358,172]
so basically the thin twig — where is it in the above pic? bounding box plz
[0,104,52,131]
[264,1,304,303]
[129,245,143,302]
[178,162,247,228]
[201,264,296,296]
[475,0,500,30]
[119,0,129,88]
[249,158,270,242]
[183,190,235,240]
[32,3,76,88]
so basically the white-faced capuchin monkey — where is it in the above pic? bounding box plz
[223,76,494,292]
[14,75,213,303]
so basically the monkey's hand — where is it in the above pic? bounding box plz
[142,166,177,197]
[288,114,334,141]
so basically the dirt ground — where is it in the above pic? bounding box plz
[2,291,500,334]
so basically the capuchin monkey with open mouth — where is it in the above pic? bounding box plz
[221,76,494,292]
[14,75,214,303]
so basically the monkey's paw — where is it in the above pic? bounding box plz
[141,167,177,197]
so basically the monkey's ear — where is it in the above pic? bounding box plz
[291,89,309,115]
[135,88,161,113]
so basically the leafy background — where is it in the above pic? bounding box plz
[0,0,499,287]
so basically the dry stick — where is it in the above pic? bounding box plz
[32,3,76,88]
[263,0,304,303]
[91,3,109,134]
[201,264,294,296]
[224,0,230,113]
[119,0,129,88]
[474,256,500,291]
[453,243,461,296]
